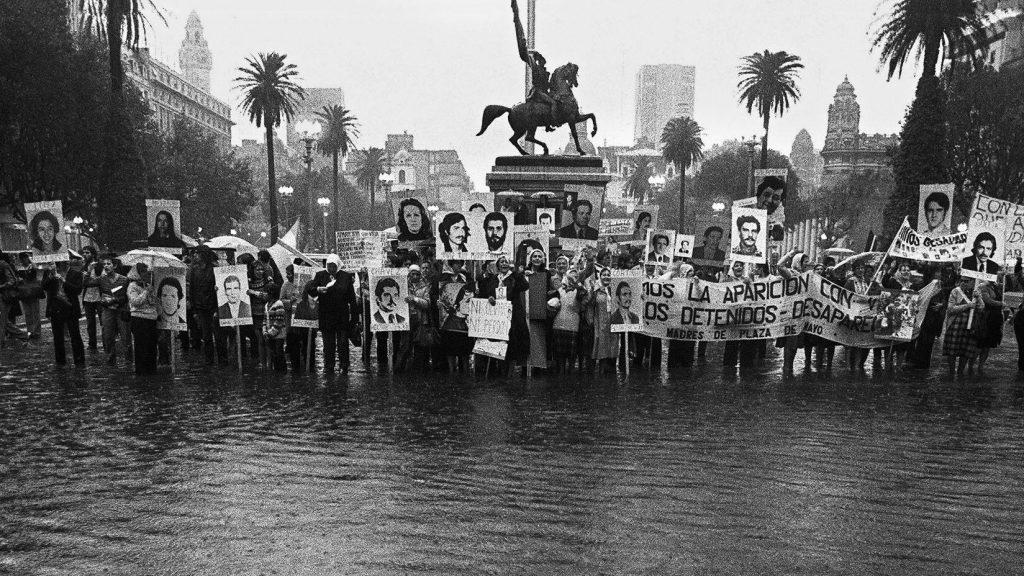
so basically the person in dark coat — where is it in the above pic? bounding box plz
[41,262,85,365]
[476,255,531,374]
[306,253,359,374]
[187,246,220,363]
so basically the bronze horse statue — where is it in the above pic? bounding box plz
[477,63,598,156]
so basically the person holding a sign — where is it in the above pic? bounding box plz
[943,276,979,375]
[186,246,220,364]
[477,255,530,370]
[585,268,619,373]
[306,254,359,374]
[974,278,1005,374]
[961,232,1001,276]
[41,263,84,365]
[86,254,129,366]
[127,263,159,374]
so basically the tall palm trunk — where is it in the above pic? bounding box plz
[332,151,339,237]
[264,112,280,244]
[369,181,377,227]
[922,38,941,79]
[761,116,770,169]
[677,168,686,232]
[106,4,124,95]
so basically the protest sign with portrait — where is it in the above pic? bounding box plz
[513,224,549,269]
[461,199,491,215]
[675,234,695,260]
[214,265,252,327]
[145,199,185,254]
[536,208,556,232]
[290,265,321,329]
[917,184,954,237]
[154,268,187,332]
[434,211,513,260]
[874,289,921,342]
[961,219,1005,282]
[729,206,767,264]
[609,270,644,333]
[24,200,68,263]
[691,219,729,277]
[968,192,1024,263]
[558,184,604,251]
[368,268,410,332]
[394,197,434,246]
[644,229,676,265]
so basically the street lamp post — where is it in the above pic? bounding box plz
[741,135,759,197]
[317,197,331,251]
[295,120,322,247]
[278,186,293,228]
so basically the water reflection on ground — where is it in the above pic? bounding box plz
[2,335,1024,574]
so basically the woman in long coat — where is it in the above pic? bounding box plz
[587,267,619,373]
[943,276,979,375]
[477,255,530,373]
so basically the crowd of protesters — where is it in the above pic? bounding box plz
[2,238,1023,379]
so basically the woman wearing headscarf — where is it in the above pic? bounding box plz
[477,255,530,374]
[943,275,979,375]
[551,267,587,374]
[586,267,619,374]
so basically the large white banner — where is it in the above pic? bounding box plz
[968,193,1024,263]
[888,218,967,263]
[642,272,937,347]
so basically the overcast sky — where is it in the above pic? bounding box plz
[146,0,919,186]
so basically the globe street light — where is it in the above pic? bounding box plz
[711,202,726,212]
[317,197,331,250]
[278,185,294,227]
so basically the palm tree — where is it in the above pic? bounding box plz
[235,52,305,244]
[624,160,653,204]
[76,0,163,247]
[315,105,359,235]
[737,50,803,168]
[353,147,388,226]
[77,0,163,96]
[872,0,991,81]
[661,117,704,231]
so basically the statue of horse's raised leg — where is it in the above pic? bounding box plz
[524,127,549,155]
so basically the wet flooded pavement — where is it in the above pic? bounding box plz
[2,334,1024,575]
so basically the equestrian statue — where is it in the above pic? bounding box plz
[476,0,598,156]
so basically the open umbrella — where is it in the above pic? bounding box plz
[206,235,258,256]
[831,251,884,281]
[118,249,187,270]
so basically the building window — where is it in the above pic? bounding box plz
[398,170,406,184]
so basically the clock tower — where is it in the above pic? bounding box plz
[178,11,212,92]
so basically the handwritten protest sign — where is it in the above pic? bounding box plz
[968,193,1024,263]
[888,218,967,263]
[472,339,507,360]
[467,298,513,340]
[336,230,385,270]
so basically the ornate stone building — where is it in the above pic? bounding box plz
[122,11,232,149]
[820,77,896,176]
[383,132,475,209]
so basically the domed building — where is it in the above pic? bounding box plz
[820,76,896,177]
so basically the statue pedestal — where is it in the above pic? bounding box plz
[486,156,613,229]
[485,155,612,194]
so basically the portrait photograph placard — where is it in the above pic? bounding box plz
[536,208,556,233]
[729,206,768,264]
[394,197,434,246]
[960,219,1005,282]
[674,234,695,260]
[513,224,550,269]
[644,229,676,265]
[154,268,187,332]
[609,271,644,333]
[145,199,185,254]
[368,268,410,332]
[24,200,68,263]
[214,265,252,327]
[434,211,513,261]
[558,184,604,250]
[290,264,321,329]
[917,183,954,237]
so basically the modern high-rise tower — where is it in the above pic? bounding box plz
[633,64,695,147]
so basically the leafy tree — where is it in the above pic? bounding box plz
[315,105,359,234]
[353,147,388,227]
[149,118,254,238]
[737,50,803,168]
[808,170,895,250]
[624,161,652,204]
[946,65,1024,208]
[661,116,705,231]
[235,52,306,244]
